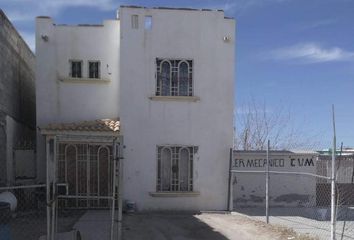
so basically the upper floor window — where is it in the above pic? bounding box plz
[157,146,196,192]
[70,60,82,78]
[131,15,139,29]
[156,59,193,97]
[89,61,100,79]
[144,16,152,30]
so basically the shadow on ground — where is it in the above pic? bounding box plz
[123,212,230,240]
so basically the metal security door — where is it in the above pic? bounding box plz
[46,136,123,240]
[57,143,113,208]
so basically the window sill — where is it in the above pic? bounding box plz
[149,191,200,197]
[149,96,200,102]
[60,77,111,84]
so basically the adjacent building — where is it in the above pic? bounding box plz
[36,6,235,210]
[0,10,36,186]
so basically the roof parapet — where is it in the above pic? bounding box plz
[120,5,224,12]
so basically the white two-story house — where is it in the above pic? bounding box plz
[36,6,235,211]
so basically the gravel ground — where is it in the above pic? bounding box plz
[235,207,354,240]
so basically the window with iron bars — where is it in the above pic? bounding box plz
[70,60,82,78]
[156,59,193,96]
[88,61,100,79]
[156,146,197,192]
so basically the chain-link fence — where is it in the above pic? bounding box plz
[0,185,46,240]
[230,146,354,240]
[320,155,354,240]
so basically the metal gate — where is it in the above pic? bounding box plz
[57,143,113,208]
[46,135,123,240]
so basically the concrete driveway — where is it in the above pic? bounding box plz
[39,210,318,240]
[122,212,307,240]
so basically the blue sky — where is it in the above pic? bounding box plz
[1,0,354,148]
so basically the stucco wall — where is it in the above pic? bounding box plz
[232,151,319,207]
[35,7,235,210]
[35,18,120,181]
[119,7,235,210]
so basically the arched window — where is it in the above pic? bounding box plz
[179,148,190,191]
[160,61,171,96]
[157,146,195,192]
[178,62,189,96]
[156,58,193,97]
[161,147,172,191]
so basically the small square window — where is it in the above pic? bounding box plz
[131,15,139,29]
[70,60,82,78]
[144,16,152,30]
[89,61,100,79]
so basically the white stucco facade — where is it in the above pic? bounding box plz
[119,7,235,210]
[36,6,235,211]
[35,18,120,180]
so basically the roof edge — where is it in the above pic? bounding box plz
[120,5,224,12]
[1,9,35,56]
[40,129,121,137]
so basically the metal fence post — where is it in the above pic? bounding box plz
[228,148,233,211]
[331,105,336,240]
[51,136,57,240]
[111,138,118,240]
[266,140,270,224]
[46,137,51,240]
[117,140,124,240]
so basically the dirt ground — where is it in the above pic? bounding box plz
[122,211,316,240]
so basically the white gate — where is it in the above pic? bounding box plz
[57,143,113,208]
[46,135,123,240]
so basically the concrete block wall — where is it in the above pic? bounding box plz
[0,10,36,128]
[0,10,36,185]
[0,113,6,183]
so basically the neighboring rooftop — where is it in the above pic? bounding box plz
[318,148,354,156]
[233,150,319,155]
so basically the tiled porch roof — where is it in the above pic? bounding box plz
[42,118,120,133]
